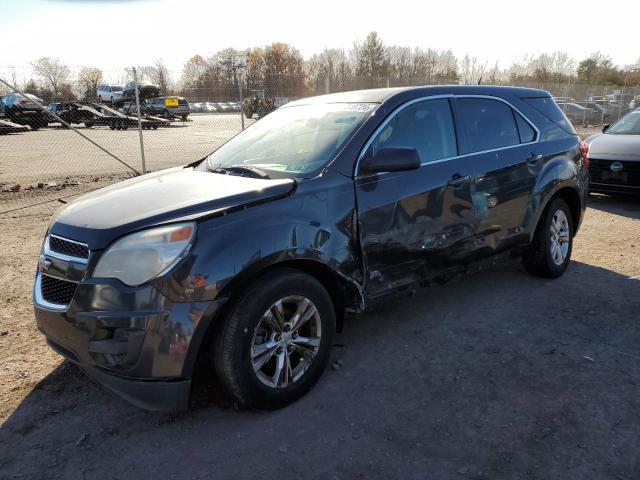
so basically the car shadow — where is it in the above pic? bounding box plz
[588,192,640,220]
[1,260,639,479]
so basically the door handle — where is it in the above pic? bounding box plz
[447,173,471,188]
[526,153,543,166]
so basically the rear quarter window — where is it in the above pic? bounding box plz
[455,98,520,154]
[514,111,536,143]
[524,97,576,135]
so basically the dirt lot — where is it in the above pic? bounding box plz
[0,191,639,480]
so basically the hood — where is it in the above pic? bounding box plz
[50,167,295,249]
[585,133,640,160]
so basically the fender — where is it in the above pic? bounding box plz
[524,151,585,239]
[152,173,366,376]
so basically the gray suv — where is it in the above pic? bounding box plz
[33,86,589,412]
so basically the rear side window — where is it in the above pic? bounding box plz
[524,97,576,135]
[369,98,457,164]
[455,98,520,154]
[514,111,536,143]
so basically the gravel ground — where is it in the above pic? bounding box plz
[0,191,639,480]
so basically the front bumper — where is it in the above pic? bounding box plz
[34,272,223,411]
[589,181,640,195]
[588,158,640,195]
[79,363,191,411]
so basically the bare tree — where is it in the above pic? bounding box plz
[387,46,413,80]
[459,55,486,85]
[180,55,209,88]
[31,57,70,96]
[150,59,171,94]
[77,67,103,101]
[306,48,352,92]
[215,48,246,88]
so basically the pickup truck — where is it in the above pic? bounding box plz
[33,86,589,411]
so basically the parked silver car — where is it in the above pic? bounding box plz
[96,85,123,103]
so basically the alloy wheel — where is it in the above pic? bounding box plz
[549,209,570,266]
[251,295,322,389]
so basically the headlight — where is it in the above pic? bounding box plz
[93,222,196,286]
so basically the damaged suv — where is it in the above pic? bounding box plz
[34,86,588,411]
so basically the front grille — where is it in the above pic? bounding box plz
[589,158,640,185]
[48,236,89,259]
[41,275,77,305]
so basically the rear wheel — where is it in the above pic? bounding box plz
[213,269,335,409]
[523,198,573,278]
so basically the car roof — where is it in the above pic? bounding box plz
[285,85,549,107]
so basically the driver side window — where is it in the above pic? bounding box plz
[368,98,457,165]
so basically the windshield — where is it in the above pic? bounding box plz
[607,110,640,135]
[204,103,375,177]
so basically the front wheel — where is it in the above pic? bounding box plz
[213,269,335,409]
[523,198,573,278]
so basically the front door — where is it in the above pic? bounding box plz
[355,98,476,299]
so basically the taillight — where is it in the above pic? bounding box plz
[579,141,589,169]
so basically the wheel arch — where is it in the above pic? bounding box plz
[552,187,582,235]
[217,258,365,333]
[530,184,583,240]
[182,258,362,379]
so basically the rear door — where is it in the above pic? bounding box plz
[452,96,541,255]
[355,97,477,298]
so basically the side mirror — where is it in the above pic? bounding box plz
[360,147,421,175]
[602,124,610,133]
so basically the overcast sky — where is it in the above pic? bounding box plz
[1,0,639,83]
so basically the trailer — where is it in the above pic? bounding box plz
[88,103,170,130]
[0,118,29,134]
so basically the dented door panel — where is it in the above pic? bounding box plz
[470,146,540,254]
[355,158,476,298]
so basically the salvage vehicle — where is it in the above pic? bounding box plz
[557,102,597,126]
[96,85,124,104]
[136,96,190,121]
[122,82,160,101]
[0,93,49,130]
[585,108,640,195]
[33,86,589,411]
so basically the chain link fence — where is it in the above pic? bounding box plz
[1,67,639,215]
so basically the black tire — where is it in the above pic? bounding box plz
[213,268,335,409]
[244,109,252,119]
[84,121,93,128]
[181,115,188,121]
[523,198,573,278]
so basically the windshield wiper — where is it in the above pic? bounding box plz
[208,165,270,179]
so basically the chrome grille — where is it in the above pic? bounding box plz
[48,235,89,259]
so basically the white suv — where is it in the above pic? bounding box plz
[96,85,123,103]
